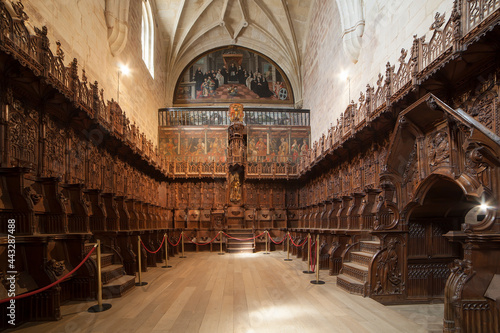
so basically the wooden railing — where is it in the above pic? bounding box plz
[297,0,500,175]
[0,1,166,175]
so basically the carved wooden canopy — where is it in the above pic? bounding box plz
[381,93,500,232]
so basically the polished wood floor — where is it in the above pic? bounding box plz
[13,251,443,332]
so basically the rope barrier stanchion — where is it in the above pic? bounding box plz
[263,230,270,254]
[88,239,112,313]
[179,231,186,258]
[303,233,314,274]
[136,236,148,286]
[284,231,292,261]
[311,234,325,285]
[218,231,224,255]
[162,233,172,268]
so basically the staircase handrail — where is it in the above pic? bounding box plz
[101,244,124,265]
[341,241,360,264]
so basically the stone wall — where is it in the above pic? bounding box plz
[303,0,452,141]
[23,0,166,143]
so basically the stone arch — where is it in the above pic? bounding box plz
[335,0,365,64]
[171,46,295,105]
[104,0,130,56]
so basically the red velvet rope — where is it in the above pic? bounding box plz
[167,235,182,247]
[140,236,165,254]
[0,245,97,304]
[269,234,286,244]
[289,235,308,247]
[223,231,266,241]
[186,234,219,245]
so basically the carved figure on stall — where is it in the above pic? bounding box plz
[46,259,66,277]
[374,238,401,294]
[429,131,450,166]
[229,173,242,203]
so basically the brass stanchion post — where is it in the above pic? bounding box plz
[218,231,224,255]
[263,230,270,254]
[180,231,186,258]
[136,236,148,286]
[303,233,314,274]
[311,234,325,284]
[162,233,171,268]
[88,240,112,312]
[284,231,292,261]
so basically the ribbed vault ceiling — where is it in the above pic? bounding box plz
[155,0,314,107]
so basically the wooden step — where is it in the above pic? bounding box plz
[226,231,255,237]
[227,247,255,254]
[360,240,380,254]
[101,264,126,285]
[102,275,136,299]
[91,253,114,268]
[227,241,254,248]
[351,251,374,267]
[336,274,365,296]
[342,262,369,282]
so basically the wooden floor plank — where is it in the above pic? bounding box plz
[10,251,443,333]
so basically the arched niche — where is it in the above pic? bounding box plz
[172,46,294,106]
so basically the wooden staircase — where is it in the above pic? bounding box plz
[86,243,136,299]
[225,229,255,254]
[336,239,380,296]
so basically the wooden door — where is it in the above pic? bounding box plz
[407,218,461,300]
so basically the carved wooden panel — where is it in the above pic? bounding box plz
[214,181,226,208]
[372,237,404,296]
[200,182,214,208]
[258,185,271,208]
[8,103,38,170]
[285,187,298,208]
[244,183,257,207]
[44,117,66,178]
[68,130,85,184]
[189,183,201,208]
[114,159,126,196]
[272,185,285,208]
[341,164,350,196]
[102,151,114,193]
[86,145,102,189]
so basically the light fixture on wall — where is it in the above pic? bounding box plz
[477,201,491,222]
[340,70,351,104]
[117,63,130,104]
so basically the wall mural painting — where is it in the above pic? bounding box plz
[247,129,309,163]
[159,128,227,162]
[174,47,292,105]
